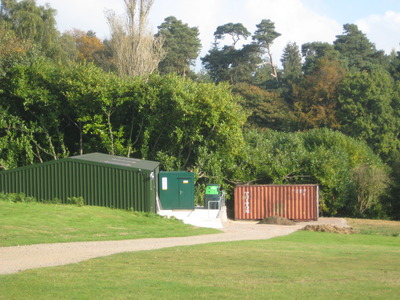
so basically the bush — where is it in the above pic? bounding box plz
[66,196,85,206]
[0,192,36,203]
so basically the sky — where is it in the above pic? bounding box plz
[35,0,400,69]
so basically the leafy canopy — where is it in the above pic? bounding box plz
[156,16,201,76]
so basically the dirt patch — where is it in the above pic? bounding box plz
[258,216,296,226]
[301,224,358,234]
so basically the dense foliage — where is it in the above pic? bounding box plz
[1,0,399,218]
[0,59,247,169]
[237,129,389,217]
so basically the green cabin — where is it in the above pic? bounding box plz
[0,153,159,213]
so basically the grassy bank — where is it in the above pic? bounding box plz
[0,201,218,246]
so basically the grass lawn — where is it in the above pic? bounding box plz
[0,201,218,246]
[1,219,399,299]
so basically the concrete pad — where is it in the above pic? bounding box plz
[158,207,223,229]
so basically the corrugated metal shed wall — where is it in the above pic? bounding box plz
[234,185,319,221]
[0,154,159,213]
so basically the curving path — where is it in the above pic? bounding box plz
[0,218,347,275]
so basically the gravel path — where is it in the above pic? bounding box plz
[0,218,347,275]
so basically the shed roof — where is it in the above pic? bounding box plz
[70,153,159,171]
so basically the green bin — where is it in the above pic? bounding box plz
[204,184,221,209]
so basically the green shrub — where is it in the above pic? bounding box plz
[0,192,36,203]
[66,196,85,206]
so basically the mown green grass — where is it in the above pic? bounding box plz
[1,231,399,299]
[1,202,399,299]
[0,201,218,246]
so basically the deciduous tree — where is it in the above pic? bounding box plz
[337,67,400,159]
[66,29,106,63]
[0,0,62,60]
[301,42,340,74]
[106,0,165,77]
[231,82,290,130]
[0,22,32,76]
[0,107,36,169]
[292,56,345,129]
[351,164,389,215]
[0,58,69,162]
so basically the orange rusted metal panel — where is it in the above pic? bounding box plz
[234,185,319,221]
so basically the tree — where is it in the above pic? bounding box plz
[301,42,340,74]
[106,0,164,77]
[0,58,70,162]
[58,33,78,63]
[351,164,389,215]
[334,24,385,71]
[281,42,302,82]
[213,22,250,47]
[91,39,115,73]
[281,42,302,106]
[201,44,232,83]
[201,42,260,84]
[252,19,281,80]
[156,16,201,76]
[231,82,290,130]
[202,20,281,84]
[0,107,36,169]
[56,63,131,156]
[388,49,400,81]
[0,0,62,60]
[337,67,400,160]
[66,29,106,63]
[201,22,261,84]
[132,74,248,171]
[0,22,32,76]
[292,56,345,129]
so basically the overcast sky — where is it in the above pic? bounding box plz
[36,0,400,69]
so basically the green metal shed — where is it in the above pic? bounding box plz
[159,171,195,209]
[0,153,159,213]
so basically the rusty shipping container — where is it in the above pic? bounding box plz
[234,185,319,221]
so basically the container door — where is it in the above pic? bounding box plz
[179,178,193,209]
